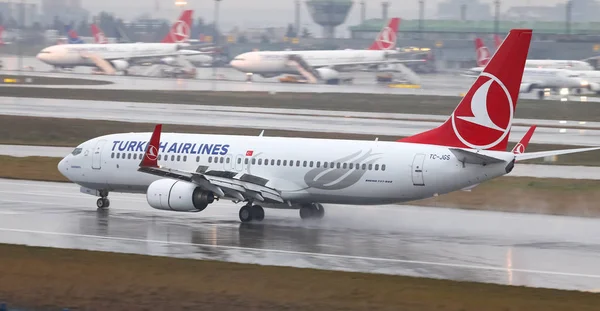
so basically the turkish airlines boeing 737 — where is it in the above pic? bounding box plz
[57,29,599,222]
[36,10,206,73]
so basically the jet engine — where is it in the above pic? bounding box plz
[146,179,215,212]
[315,67,340,84]
[110,60,130,71]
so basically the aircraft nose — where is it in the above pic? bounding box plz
[57,157,68,177]
[36,52,49,63]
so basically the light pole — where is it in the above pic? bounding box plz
[494,0,500,36]
[212,0,222,80]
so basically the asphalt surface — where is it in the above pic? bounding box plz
[1,97,598,146]
[2,144,599,180]
[0,178,599,292]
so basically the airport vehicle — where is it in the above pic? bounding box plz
[229,18,420,84]
[36,10,208,74]
[57,29,600,223]
[476,37,594,71]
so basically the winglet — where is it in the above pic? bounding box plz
[511,125,536,154]
[140,124,162,168]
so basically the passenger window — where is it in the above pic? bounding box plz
[126,153,130,159]
[349,163,353,169]
[303,161,307,167]
[171,155,175,161]
[177,155,181,161]
[309,161,313,167]
[324,162,328,168]
[296,160,300,166]
[258,159,262,165]
[375,164,379,171]
[271,159,275,165]
[183,156,187,162]
[330,162,335,168]
[265,158,269,165]
[140,154,143,159]
[196,156,200,162]
[158,155,162,160]
[356,163,360,170]
[208,156,212,163]
[277,160,281,166]
[342,163,347,169]
[252,158,256,165]
[116,153,120,159]
[226,157,230,164]
[362,164,366,170]
[289,160,293,166]
[220,157,224,163]
[336,163,341,169]
[368,164,373,170]
[133,154,137,160]
[283,160,287,166]
[111,153,115,158]
[382,164,386,171]
[237,158,241,164]
[316,161,321,168]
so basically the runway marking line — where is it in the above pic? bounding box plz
[0,227,599,280]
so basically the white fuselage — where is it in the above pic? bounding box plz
[466,66,589,90]
[58,132,512,208]
[229,50,394,77]
[36,43,188,67]
[525,59,594,71]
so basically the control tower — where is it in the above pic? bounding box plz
[306,0,353,39]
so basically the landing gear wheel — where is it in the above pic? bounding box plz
[96,198,110,209]
[239,205,253,223]
[252,205,265,221]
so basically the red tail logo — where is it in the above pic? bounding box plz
[92,24,108,44]
[452,72,513,149]
[369,18,400,50]
[162,10,193,43]
[398,29,532,151]
[475,38,491,67]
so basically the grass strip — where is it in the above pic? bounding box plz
[0,115,598,166]
[0,243,598,311]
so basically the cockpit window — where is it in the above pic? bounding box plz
[71,148,83,155]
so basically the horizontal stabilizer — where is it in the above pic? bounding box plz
[449,148,505,165]
[515,147,600,161]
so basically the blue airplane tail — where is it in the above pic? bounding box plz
[64,24,84,44]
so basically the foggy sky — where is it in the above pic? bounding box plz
[80,0,574,37]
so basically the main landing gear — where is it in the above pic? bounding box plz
[239,203,264,223]
[300,203,325,220]
[96,190,110,209]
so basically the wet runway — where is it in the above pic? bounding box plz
[0,178,599,292]
[1,97,599,146]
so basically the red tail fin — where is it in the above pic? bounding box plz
[161,10,193,43]
[398,29,532,152]
[368,17,400,50]
[91,24,108,44]
[511,125,536,154]
[494,34,504,50]
[140,124,162,168]
[474,37,491,67]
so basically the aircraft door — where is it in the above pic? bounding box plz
[91,140,106,170]
[411,153,426,186]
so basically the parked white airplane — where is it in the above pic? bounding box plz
[229,18,419,84]
[477,36,595,71]
[36,10,211,74]
[57,29,600,222]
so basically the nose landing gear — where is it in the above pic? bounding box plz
[96,190,110,209]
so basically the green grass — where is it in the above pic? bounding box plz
[0,243,598,311]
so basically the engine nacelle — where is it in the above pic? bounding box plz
[146,179,215,212]
[315,67,340,84]
[110,60,130,71]
[160,57,176,66]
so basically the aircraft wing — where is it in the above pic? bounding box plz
[137,125,284,204]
